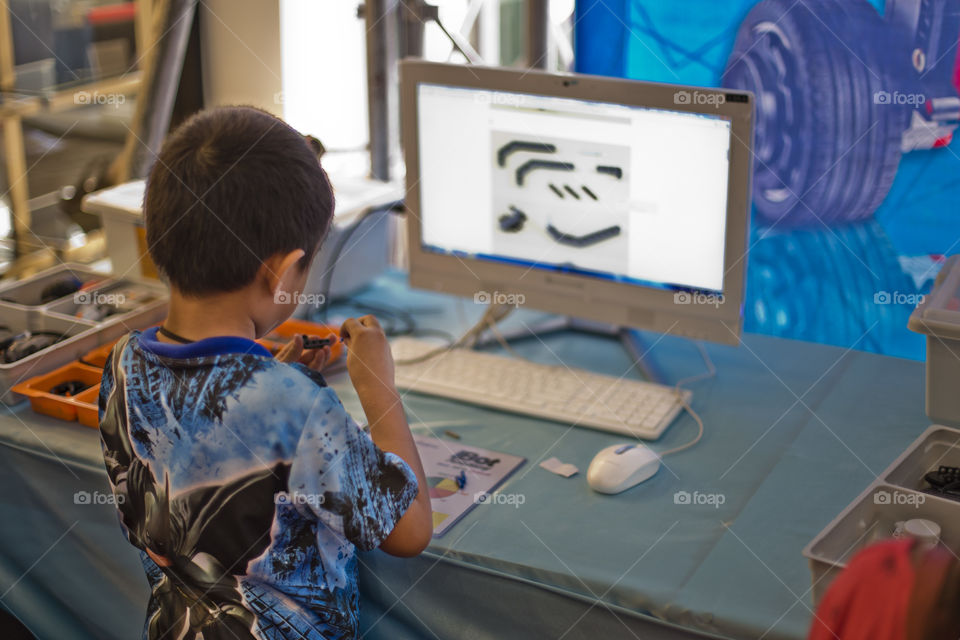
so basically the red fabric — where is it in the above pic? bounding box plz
[808,539,914,640]
[87,3,136,25]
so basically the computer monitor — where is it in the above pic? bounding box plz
[399,60,753,346]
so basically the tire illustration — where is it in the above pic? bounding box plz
[723,0,906,227]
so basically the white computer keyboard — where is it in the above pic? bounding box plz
[391,337,691,439]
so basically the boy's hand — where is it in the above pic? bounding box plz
[276,335,332,371]
[340,315,395,394]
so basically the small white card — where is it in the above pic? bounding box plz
[539,457,579,478]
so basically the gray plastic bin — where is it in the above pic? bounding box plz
[43,279,168,343]
[909,255,960,427]
[0,306,99,404]
[803,482,960,605]
[0,263,108,329]
[803,424,960,605]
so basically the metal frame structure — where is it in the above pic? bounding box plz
[362,0,554,181]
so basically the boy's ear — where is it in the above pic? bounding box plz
[261,249,306,297]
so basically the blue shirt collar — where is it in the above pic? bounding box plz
[139,326,273,359]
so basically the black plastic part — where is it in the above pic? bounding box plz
[582,185,598,200]
[563,185,581,200]
[3,332,64,363]
[516,160,575,186]
[40,278,82,304]
[49,380,90,396]
[546,223,621,247]
[496,141,557,167]
[301,335,336,350]
[596,165,623,180]
[498,206,528,232]
[925,465,960,488]
[549,183,565,198]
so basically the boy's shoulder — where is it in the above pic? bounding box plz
[103,331,351,464]
[108,330,336,412]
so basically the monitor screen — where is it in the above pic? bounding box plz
[415,83,733,294]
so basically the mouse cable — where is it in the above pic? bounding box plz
[658,341,716,457]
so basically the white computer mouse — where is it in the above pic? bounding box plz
[587,443,661,494]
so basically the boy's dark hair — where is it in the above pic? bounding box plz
[144,106,334,295]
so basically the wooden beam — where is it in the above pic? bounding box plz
[0,0,32,251]
[135,0,155,62]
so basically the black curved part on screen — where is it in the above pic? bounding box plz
[496,141,558,167]
[546,223,622,247]
[498,206,528,232]
[516,160,575,186]
[596,165,623,180]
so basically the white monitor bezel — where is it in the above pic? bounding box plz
[399,60,753,345]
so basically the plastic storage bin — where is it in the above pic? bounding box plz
[0,268,168,403]
[804,482,959,605]
[0,309,100,404]
[81,340,121,368]
[11,362,103,421]
[882,426,960,492]
[803,424,960,605]
[909,254,960,427]
[72,384,101,429]
[43,279,168,344]
[0,263,107,327]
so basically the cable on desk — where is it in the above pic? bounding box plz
[349,300,458,345]
[658,341,716,457]
[394,304,515,365]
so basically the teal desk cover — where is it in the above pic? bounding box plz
[0,273,930,639]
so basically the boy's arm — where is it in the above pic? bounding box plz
[341,316,433,557]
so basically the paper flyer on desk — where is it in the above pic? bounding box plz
[413,434,525,536]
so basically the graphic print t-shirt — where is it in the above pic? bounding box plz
[98,328,418,640]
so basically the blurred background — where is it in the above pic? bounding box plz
[2,0,956,366]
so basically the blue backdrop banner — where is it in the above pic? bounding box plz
[575,0,960,359]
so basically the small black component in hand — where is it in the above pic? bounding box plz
[302,335,336,349]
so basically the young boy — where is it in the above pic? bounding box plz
[98,106,432,640]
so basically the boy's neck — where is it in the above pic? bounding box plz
[159,289,260,343]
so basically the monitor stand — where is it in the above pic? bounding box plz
[474,315,666,384]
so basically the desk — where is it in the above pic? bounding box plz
[0,272,930,639]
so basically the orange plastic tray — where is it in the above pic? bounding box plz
[262,319,343,363]
[81,339,121,368]
[12,362,103,421]
[72,384,101,429]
